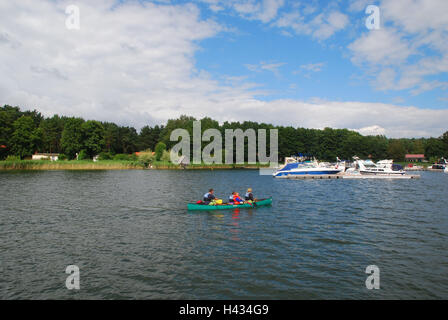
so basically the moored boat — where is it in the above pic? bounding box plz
[273,157,343,178]
[187,197,272,211]
[431,158,447,170]
[354,158,405,175]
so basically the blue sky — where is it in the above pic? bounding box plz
[193,0,448,108]
[1,0,447,137]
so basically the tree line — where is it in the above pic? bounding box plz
[1,105,447,162]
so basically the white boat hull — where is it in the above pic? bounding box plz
[359,171,405,176]
[274,168,342,177]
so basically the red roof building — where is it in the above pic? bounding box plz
[405,154,425,162]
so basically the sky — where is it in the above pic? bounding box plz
[0,0,447,138]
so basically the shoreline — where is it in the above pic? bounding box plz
[0,160,269,171]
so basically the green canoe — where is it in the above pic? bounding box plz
[187,197,272,211]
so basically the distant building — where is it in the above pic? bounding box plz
[32,153,59,161]
[405,154,425,162]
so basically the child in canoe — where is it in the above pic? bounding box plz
[228,190,254,205]
[228,192,235,203]
[232,192,244,204]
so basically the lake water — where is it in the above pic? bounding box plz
[1,170,447,299]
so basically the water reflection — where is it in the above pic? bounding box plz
[230,209,240,241]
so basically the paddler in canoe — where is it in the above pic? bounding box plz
[189,188,271,210]
[203,188,217,205]
[200,189,255,206]
[245,188,255,203]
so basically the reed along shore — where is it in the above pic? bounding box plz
[0,160,269,170]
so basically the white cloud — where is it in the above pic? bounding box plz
[273,8,348,40]
[0,0,223,125]
[353,125,387,136]
[349,28,412,66]
[0,0,446,138]
[220,99,448,138]
[348,0,369,12]
[257,0,285,23]
[201,0,284,23]
[381,0,448,34]
[374,68,397,91]
[348,0,448,94]
[202,1,347,40]
[245,61,285,76]
[298,62,325,72]
[410,81,448,96]
[293,62,325,79]
[273,11,311,35]
[311,11,349,40]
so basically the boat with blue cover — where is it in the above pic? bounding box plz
[273,157,343,178]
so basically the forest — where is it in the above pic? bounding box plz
[1,105,447,163]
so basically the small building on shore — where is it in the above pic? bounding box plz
[405,154,425,162]
[32,153,60,161]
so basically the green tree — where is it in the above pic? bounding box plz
[22,109,43,128]
[317,128,340,161]
[160,115,196,149]
[278,126,305,159]
[364,135,388,160]
[39,115,64,153]
[103,122,120,154]
[61,118,85,159]
[0,105,23,159]
[441,131,448,157]
[139,125,162,151]
[425,138,445,158]
[118,126,139,154]
[10,116,41,158]
[155,142,166,161]
[387,140,406,161]
[78,149,88,160]
[410,139,425,154]
[340,132,365,159]
[82,120,105,158]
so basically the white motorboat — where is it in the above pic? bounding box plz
[273,156,344,178]
[354,158,405,176]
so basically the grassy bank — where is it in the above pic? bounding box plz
[0,160,144,170]
[0,160,271,170]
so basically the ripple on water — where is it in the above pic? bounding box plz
[0,170,447,299]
